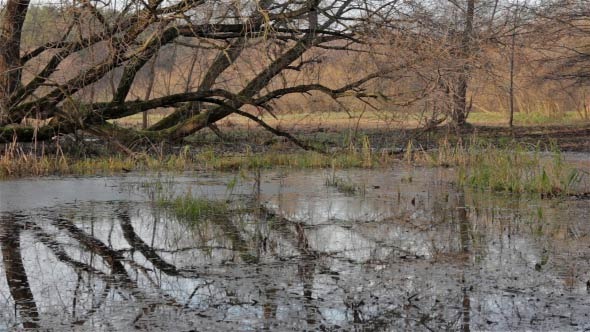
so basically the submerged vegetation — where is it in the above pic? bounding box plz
[149,178,259,263]
[141,176,234,228]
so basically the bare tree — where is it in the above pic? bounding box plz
[0,0,401,146]
[394,0,521,128]
[534,0,590,84]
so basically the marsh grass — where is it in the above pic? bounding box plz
[1,138,69,178]
[1,134,397,179]
[420,138,585,196]
[196,136,386,171]
[325,170,366,196]
[152,181,259,263]
[0,147,193,178]
[142,176,233,228]
[159,190,231,226]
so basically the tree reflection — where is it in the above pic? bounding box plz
[0,194,479,330]
[455,190,471,332]
[0,214,39,329]
[0,177,583,330]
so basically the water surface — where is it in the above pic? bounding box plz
[0,166,589,331]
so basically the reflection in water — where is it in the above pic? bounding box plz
[455,190,471,332]
[0,216,39,329]
[0,168,589,330]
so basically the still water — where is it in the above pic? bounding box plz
[0,166,589,331]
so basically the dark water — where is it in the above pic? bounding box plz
[0,166,589,331]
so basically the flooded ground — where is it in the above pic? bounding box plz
[0,163,589,331]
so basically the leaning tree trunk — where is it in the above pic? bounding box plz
[0,0,393,147]
[0,0,30,125]
[452,0,475,128]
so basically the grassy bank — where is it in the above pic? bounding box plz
[0,137,391,179]
[2,123,589,199]
[418,139,587,196]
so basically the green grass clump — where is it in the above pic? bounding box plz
[153,186,259,263]
[325,171,366,196]
[424,139,585,196]
[158,190,230,226]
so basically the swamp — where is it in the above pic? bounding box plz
[0,143,590,330]
[3,0,590,330]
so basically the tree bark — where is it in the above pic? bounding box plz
[0,0,30,125]
[452,0,475,128]
[509,4,518,128]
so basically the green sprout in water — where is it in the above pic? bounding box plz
[157,189,230,226]
[325,170,366,196]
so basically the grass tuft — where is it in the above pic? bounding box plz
[421,138,586,196]
[158,190,230,226]
[325,168,366,196]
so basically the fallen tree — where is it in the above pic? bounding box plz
[0,0,402,148]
